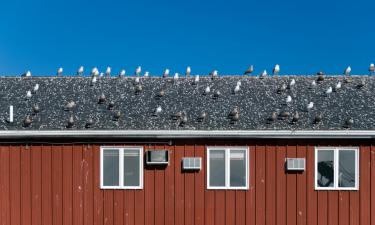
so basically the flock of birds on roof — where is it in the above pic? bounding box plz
[20,63,375,79]
[10,63,375,129]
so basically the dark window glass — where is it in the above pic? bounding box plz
[339,150,356,187]
[123,150,140,186]
[230,150,246,187]
[209,150,226,187]
[103,149,119,186]
[317,150,334,187]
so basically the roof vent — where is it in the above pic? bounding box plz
[285,158,305,171]
[182,157,202,170]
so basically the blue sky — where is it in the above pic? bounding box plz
[0,0,374,76]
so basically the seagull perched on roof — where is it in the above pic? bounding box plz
[290,79,295,86]
[105,67,111,77]
[91,67,99,76]
[273,64,280,75]
[335,82,341,90]
[307,102,314,110]
[26,91,32,99]
[210,70,218,78]
[344,66,351,76]
[260,70,267,78]
[234,84,240,94]
[154,106,162,115]
[33,84,39,92]
[119,69,126,77]
[91,76,97,84]
[194,75,199,84]
[286,95,292,103]
[163,69,170,78]
[57,67,63,76]
[22,71,31,77]
[204,86,210,95]
[77,66,84,76]
[135,66,141,76]
[244,65,254,75]
[186,66,191,77]
[326,86,332,95]
[369,63,375,75]
[174,73,179,80]
[144,71,149,77]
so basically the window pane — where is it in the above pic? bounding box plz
[103,149,119,186]
[339,150,356,187]
[317,150,334,187]
[124,149,140,186]
[209,150,226,187]
[230,150,246,187]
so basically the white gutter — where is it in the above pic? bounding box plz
[0,130,375,139]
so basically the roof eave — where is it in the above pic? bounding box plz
[1,130,375,139]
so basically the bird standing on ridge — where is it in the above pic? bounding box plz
[244,65,254,75]
[91,67,99,76]
[22,71,31,77]
[144,71,149,77]
[135,66,141,76]
[260,70,267,78]
[163,69,170,78]
[77,66,84,76]
[186,67,191,77]
[174,73,179,80]
[273,64,280,75]
[369,63,375,75]
[57,67,63,76]
[210,70,218,78]
[105,67,111,77]
[119,70,126,77]
[344,66,351,76]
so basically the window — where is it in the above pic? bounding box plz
[207,147,249,189]
[100,147,143,189]
[315,147,359,190]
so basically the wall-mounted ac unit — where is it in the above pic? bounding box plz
[146,150,169,165]
[285,158,305,171]
[182,157,201,170]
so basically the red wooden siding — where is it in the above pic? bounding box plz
[0,140,374,225]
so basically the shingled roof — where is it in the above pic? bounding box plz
[0,75,374,135]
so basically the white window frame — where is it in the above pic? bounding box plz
[207,146,249,190]
[100,146,143,189]
[315,147,359,191]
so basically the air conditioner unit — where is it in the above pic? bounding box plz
[146,150,169,165]
[285,158,305,171]
[182,157,201,170]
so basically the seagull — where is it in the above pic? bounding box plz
[244,65,254,75]
[194,75,199,84]
[335,82,341,90]
[119,69,126,77]
[77,66,84,76]
[26,91,32,99]
[260,70,267,78]
[307,102,314,110]
[211,70,218,77]
[65,101,76,110]
[22,71,31,77]
[105,67,111,76]
[186,66,191,77]
[144,71,149,77]
[99,72,104,78]
[237,81,242,86]
[135,66,141,76]
[57,67,63,76]
[204,86,211,94]
[369,63,375,74]
[91,67,98,76]
[163,69,170,78]
[286,95,292,103]
[290,79,296,86]
[311,80,316,87]
[155,106,162,115]
[234,84,240,94]
[174,73,179,80]
[91,76,97,84]
[135,77,140,84]
[33,84,39,92]
[273,64,280,75]
[326,86,332,95]
[344,66,351,76]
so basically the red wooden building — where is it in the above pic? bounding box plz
[0,74,374,225]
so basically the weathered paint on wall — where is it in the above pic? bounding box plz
[0,139,374,225]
